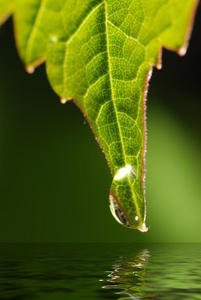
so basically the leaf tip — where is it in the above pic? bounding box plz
[138,222,148,233]
[177,0,199,57]
[156,47,163,70]
[156,62,162,70]
[25,59,46,74]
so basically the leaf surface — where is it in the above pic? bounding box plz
[0,0,16,25]
[0,0,198,230]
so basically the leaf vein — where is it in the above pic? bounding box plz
[107,20,145,49]
[105,0,141,222]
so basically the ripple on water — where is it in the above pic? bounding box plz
[0,243,201,299]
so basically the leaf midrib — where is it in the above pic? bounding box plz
[104,0,141,223]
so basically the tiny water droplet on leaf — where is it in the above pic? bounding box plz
[26,66,35,74]
[60,98,67,104]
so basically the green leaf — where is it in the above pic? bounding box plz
[0,0,16,25]
[0,0,198,231]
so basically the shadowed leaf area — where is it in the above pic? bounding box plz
[0,0,198,230]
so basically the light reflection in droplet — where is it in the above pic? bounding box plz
[114,164,136,181]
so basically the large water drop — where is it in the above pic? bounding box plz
[109,164,147,231]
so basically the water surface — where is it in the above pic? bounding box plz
[0,243,201,299]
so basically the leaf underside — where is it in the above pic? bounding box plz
[0,0,198,230]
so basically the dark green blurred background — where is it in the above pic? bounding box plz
[0,6,200,243]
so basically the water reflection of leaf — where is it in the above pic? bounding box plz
[103,249,161,299]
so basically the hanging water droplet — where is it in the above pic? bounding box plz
[60,98,67,104]
[109,164,148,231]
[26,66,35,74]
[60,98,72,104]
